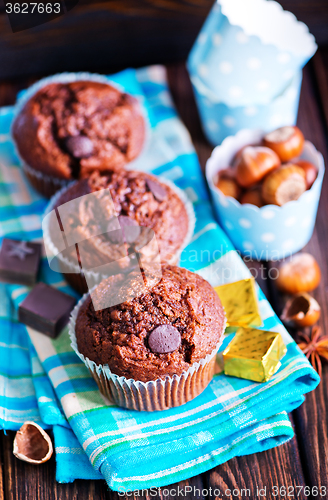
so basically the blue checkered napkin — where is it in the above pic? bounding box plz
[0,66,319,491]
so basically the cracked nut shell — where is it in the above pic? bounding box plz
[263,126,304,162]
[281,292,321,328]
[13,421,53,464]
[261,163,306,206]
[235,146,280,188]
[276,253,321,294]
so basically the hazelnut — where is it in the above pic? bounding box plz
[276,253,321,294]
[281,292,320,328]
[261,164,306,206]
[263,126,304,162]
[215,176,241,199]
[232,143,258,167]
[240,187,263,207]
[292,159,317,189]
[13,422,53,464]
[235,146,281,188]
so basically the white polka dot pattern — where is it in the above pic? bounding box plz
[187,1,316,109]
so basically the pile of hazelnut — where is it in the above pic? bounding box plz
[215,125,318,207]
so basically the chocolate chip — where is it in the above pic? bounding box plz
[66,136,94,159]
[148,325,181,354]
[119,216,141,244]
[146,179,167,202]
[106,216,140,245]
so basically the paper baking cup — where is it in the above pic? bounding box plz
[68,290,225,411]
[187,0,316,107]
[43,177,196,295]
[206,129,325,260]
[11,71,151,198]
[191,71,302,147]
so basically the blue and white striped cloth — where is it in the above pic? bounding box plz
[0,66,319,491]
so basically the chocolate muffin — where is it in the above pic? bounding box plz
[12,79,146,196]
[72,265,226,410]
[46,169,194,294]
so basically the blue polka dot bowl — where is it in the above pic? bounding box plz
[187,0,316,107]
[206,129,325,260]
[190,71,302,147]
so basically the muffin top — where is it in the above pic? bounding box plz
[75,265,226,382]
[12,80,145,179]
[51,169,190,268]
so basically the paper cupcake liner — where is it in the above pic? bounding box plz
[43,177,196,295]
[68,289,225,411]
[191,71,302,146]
[22,162,69,198]
[187,0,316,107]
[11,71,151,198]
[206,129,325,260]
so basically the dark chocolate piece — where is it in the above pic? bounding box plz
[65,135,94,159]
[146,179,167,202]
[118,216,141,244]
[0,238,41,286]
[148,324,181,354]
[107,216,140,245]
[18,283,76,338]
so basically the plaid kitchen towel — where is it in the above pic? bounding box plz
[0,66,320,491]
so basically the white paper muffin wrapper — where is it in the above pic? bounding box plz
[11,71,151,197]
[68,288,225,411]
[43,176,196,294]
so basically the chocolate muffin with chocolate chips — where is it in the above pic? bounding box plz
[12,79,145,196]
[46,169,193,294]
[72,265,226,410]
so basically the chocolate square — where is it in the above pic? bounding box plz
[19,283,76,338]
[0,238,41,286]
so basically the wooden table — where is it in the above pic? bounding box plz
[0,51,327,500]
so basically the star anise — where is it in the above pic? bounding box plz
[297,326,328,377]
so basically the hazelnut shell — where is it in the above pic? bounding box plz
[261,163,306,206]
[263,126,304,162]
[235,146,281,188]
[239,187,263,207]
[13,421,53,464]
[216,177,241,199]
[276,253,321,294]
[292,159,317,189]
[281,292,320,328]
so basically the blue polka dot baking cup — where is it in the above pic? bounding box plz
[206,129,325,261]
[190,71,302,146]
[187,0,316,107]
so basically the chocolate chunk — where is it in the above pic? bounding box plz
[107,216,140,245]
[18,283,76,338]
[0,239,41,286]
[146,179,167,202]
[148,324,181,354]
[65,136,94,159]
[119,216,141,244]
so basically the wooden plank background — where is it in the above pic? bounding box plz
[0,0,327,79]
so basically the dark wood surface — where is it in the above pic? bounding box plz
[0,49,328,500]
[0,0,327,79]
